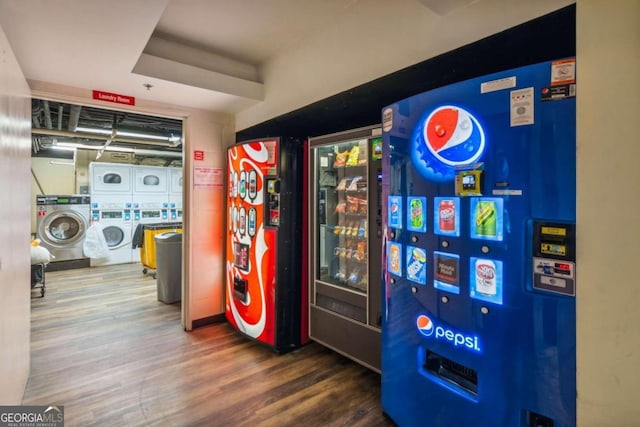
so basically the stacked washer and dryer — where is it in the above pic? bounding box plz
[131,165,170,263]
[89,163,135,266]
[89,162,182,266]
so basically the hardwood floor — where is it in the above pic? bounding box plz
[26,263,395,427]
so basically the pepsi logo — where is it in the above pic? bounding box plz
[416,313,482,352]
[412,105,486,182]
[424,106,485,166]
[416,315,434,337]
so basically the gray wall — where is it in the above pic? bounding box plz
[0,26,32,403]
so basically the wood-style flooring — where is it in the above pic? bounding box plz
[26,263,395,427]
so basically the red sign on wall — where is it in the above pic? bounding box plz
[92,90,135,106]
[194,150,205,161]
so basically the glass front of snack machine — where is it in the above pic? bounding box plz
[309,125,382,372]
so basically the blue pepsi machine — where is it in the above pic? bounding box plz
[381,59,577,426]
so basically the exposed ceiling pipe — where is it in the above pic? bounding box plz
[67,105,81,131]
[57,105,63,130]
[42,100,53,129]
[31,128,178,148]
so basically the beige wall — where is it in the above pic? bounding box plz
[0,26,32,404]
[576,1,640,424]
[235,0,573,132]
[30,156,76,234]
[29,80,234,330]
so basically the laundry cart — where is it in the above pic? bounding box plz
[137,223,182,277]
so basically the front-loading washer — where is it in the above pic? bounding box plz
[36,195,91,262]
[89,195,133,266]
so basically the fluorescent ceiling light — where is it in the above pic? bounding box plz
[50,145,77,152]
[115,130,168,141]
[75,126,112,135]
[53,142,134,152]
[74,126,179,142]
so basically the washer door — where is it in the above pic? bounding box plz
[40,211,86,247]
[102,225,127,249]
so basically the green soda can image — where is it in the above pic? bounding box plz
[475,200,497,237]
[410,198,423,230]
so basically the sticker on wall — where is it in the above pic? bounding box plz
[434,197,460,237]
[406,246,427,285]
[387,242,403,277]
[388,196,403,229]
[433,251,460,294]
[407,197,427,233]
[470,197,504,241]
[470,257,503,305]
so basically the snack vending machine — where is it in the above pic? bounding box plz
[226,137,307,353]
[308,126,383,371]
[381,59,577,426]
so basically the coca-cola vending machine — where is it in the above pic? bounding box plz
[381,59,577,426]
[225,137,308,352]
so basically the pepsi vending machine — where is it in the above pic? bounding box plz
[226,137,308,352]
[381,59,577,426]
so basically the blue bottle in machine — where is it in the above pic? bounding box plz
[381,59,577,427]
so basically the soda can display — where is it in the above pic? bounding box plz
[388,242,402,276]
[439,199,456,232]
[238,207,246,235]
[475,200,496,236]
[475,259,496,295]
[407,196,426,232]
[248,207,257,237]
[470,197,503,241]
[248,170,257,199]
[239,170,247,199]
[469,257,503,305]
[434,197,460,236]
[388,196,402,229]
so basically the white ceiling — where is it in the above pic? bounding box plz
[0,0,571,117]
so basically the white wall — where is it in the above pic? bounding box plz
[576,1,640,424]
[29,80,234,330]
[235,0,573,131]
[0,25,32,404]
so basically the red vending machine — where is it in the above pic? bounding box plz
[225,137,308,352]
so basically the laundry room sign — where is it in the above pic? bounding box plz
[92,90,135,106]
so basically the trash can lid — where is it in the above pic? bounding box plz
[144,222,182,231]
[154,232,183,242]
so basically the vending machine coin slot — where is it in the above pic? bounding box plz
[266,178,281,227]
[532,221,576,296]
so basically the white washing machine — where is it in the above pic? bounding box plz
[168,167,183,222]
[36,195,91,262]
[90,162,132,195]
[89,195,133,266]
[131,195,167,263]
[133,165,168,196]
